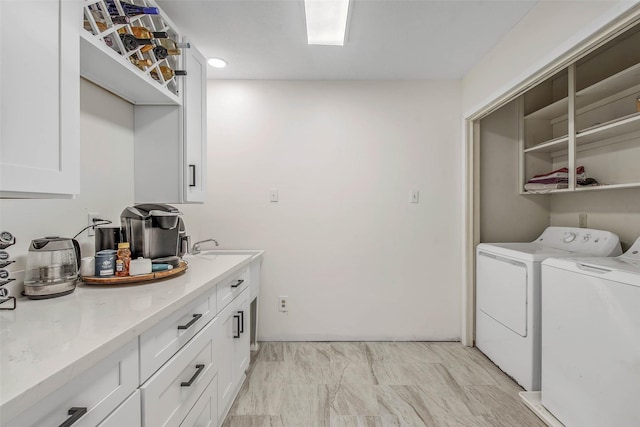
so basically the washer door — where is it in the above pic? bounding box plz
[477,252,528,337]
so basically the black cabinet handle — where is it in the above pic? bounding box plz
[181,364,205,387]
[233,314,241,338]
[177,313,202,330]
[59,407,87,427]
[231,279,244,289]
[238,310,244,334]
[189,164,196,187]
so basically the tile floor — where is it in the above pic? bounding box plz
[222,342,545,427]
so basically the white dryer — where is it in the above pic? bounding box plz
[475,227,621,391]
[539,237,640,427]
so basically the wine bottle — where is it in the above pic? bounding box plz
[156,37,189,55]
[151,46,180,60]
[150,66,187,81]
[130,57,153,70]
[89,8,130,24]
[106,0,159,17]
[119,27,168,52]
[119,33,153,52]
[84,20,108,33]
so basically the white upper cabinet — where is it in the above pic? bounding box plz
[133,38,208,204]
[1,0,81,197]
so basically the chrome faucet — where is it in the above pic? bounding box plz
[191,239,219,255]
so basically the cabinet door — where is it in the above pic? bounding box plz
[216,303,235,419]
[233,289,251,381]
[182,40,207,203]
[0,0,80,197]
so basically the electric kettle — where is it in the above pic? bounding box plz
[24,237,81,299]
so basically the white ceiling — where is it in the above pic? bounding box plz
[156,0,538,80]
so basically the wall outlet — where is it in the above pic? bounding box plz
[410,190,419,203]
[278,295,288,312]
[87,213,101,237]
[578,213,588,228]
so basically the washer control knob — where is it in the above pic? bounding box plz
[583,234,592,242]
[563,232,577,243]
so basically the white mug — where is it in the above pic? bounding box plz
[80,257,95,277]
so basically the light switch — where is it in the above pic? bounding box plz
[410,190,419,203]
[270,189,279,202]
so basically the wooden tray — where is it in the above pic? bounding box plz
[81,261,188,285]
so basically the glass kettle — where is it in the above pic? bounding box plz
[24,237,81,299]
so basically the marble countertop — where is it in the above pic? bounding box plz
[0,251,261,423]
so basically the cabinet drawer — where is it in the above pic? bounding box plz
[179,374,218,427]
[97,390,141,427]
[140,289,215,382]
[216,268,248,312]
[141,315,218,427]
[6,339,138,427]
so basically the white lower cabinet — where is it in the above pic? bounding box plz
[180,375,218,427]
[217,287,251,423]
[97,391,141,427]
[141,316,219,427]
[7,266,254,427]
[5,339,138,427]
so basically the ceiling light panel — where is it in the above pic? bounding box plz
[304,0,350,46]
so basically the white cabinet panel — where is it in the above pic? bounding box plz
[179,375,217,427]
[134,41,207,204]
[139,288,215,383]
[0,0,80,197]
[5,339,138,427]
[216,268,249,313]
[141,316,218,427]
[98,391,141,427]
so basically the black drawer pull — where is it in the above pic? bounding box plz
[59,407,87,427]
[238,310,244,333]
[233,314,241,338]
[177,313,203,330]
[181,364,205,387]
[231,279,244,288]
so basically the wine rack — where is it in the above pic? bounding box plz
[81,0,184,104]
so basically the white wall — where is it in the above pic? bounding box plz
[479,100,550,243]
[0,79,134,288]
[181,80,462,341]
[462,0,639,117]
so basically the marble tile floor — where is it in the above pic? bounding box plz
[222,342,545,427]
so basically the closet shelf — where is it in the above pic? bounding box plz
[576,112,640,145]
[524,135,569,153]
[524,97,568,120]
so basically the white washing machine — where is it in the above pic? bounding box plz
[538,237,640,427]
[475,227,621,391]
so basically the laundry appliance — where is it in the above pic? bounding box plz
[475,226,621,391]
[535,237,640,427]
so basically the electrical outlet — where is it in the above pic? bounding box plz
[278,296,288,312]
[578,213,588,228]
[87,213,101,237]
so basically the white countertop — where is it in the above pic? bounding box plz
[0,251,261,423]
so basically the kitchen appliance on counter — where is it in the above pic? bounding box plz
[24,237,81,299]
[95,226,123,252]
[120,203,188,261]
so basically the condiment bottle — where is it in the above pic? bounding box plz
[115,242,131,276]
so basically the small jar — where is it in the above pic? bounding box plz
[115,242,131,277]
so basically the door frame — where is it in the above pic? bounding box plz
[461,5,640,346]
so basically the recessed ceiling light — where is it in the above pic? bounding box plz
[304,0,350,46]
[208,57,228,68]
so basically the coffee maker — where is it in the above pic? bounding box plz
[120,204,188,261]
